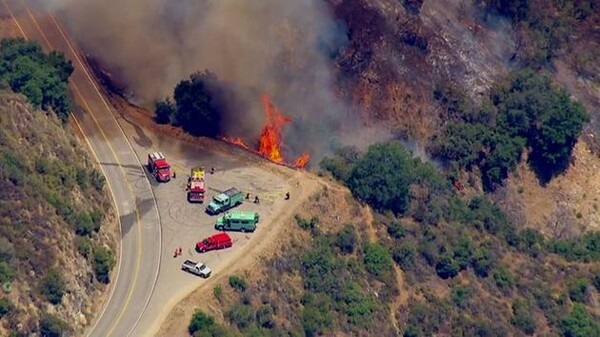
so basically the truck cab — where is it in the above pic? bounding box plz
[215,211,259,232]
[196,232,233,252]
[181,260,212,278]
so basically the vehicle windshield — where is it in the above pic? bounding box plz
[202,239,209,245]
[158,167,170,173]
[198,265,206,271]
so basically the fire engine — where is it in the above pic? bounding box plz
[187,166,206,203]
[147,152,172,182]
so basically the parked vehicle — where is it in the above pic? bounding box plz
[206,188,243,215]
[147,152,172,182]
[181,260,212,278]
[215,211,259,232]
[187,166,206,203]
[196,232,233,253]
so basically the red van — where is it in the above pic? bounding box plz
[196,233,233,253]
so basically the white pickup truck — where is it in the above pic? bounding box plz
[181,260,212,278]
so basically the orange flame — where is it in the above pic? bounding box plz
[221,93,311,169]
[258,93,291,163]
[293,153,310,169]
[222,136,250,150]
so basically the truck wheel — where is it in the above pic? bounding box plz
[216,226,223,231]
[241,228,246,233]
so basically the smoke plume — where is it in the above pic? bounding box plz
[42,0,352,163]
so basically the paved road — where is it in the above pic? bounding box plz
[1,0,163,336]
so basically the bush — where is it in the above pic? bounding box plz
[568,279,589,303]
[90,169,105,191]
[302,293,333,337]
[40,267,66,305]
[363,243,392,278]
[393,242,417,269]
[213,284,223,302]
[451,285,471,308]
[0,297,12,318]
[171,71,221,137]
[335,224,357,255]
[0,237,15,262]
[510,298,536,335]
[453,236,474,271]
[560,303,600,337]
[435,254,459,279]
[256,304,275,329]
[493,267,515,291]
[226,303,254,329]
[388,221,408,239]
[295,215,319,231]
[594,271,600,290]
[228,275,248,292]
[92,246,115,284]
[75,236,92,258]
[39,312,71,337]
[472,245,496,278]
[0,261,15,283]
[188,310,215,335]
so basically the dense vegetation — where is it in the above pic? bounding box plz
[0,38,73,122]
[0,39,114,336]
[430,68,588,189]
[484,0,599,74]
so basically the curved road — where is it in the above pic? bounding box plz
[2,1,162,336]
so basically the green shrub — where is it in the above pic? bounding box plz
[335,224,357,254]
[493,267,515,291]
[188,310,215,335]
[0,297,12,318]
[393,242,417,269]
[294,215,319,231]
[256,304,275,329]
[226,303,254,329]
[301,293,333,337]
[228,275,248,292]
[435,254,459,279]
[472,245,495,278]
[40,267,66,305]
[90,169,105,191]
[0,261,15,283]
[0,237,15,262]
[75,236,92,258]
[213,284,223,302]
[510,298,536,335]
[92,246,115,284]
[450,285,471,308]
[593,270,600,290]
[453,236,473,271]
[560,303,600,337]
[388,221,408,239]
[39,312,71,337]
[341,282,375,326]
[568,279,589,303]
[363,243,392,278]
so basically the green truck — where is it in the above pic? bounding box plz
[215,211,259,232]
[206,188,244,215]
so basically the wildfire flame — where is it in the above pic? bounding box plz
[221,136,250,150]
[258,93,292,163]
[222,93,311,169]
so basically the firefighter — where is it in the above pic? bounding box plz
[246,192,250,200]
[254,196,260,204]
[173,168,177,179]
[210,167,215,174]
[285,192,290,200]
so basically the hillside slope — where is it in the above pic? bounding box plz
[0,92,117,336]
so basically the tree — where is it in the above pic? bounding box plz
[487,0,531,22]
[173,71,221,137]
[40,267,66,305]
[347,142,417,214]
[453,236,474,271]
[154,99,175,124]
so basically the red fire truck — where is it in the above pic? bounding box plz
[147,152,172,182]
